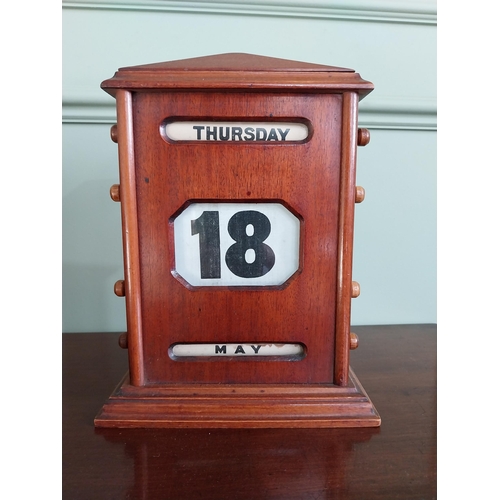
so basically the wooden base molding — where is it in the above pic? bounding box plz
[94,368,380,428]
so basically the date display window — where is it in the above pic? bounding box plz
[173,202,301,287]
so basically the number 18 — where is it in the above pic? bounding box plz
[191,210,276,279]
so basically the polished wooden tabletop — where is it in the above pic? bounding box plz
[63,324,436,499]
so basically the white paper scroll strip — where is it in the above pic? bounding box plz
[171,343,305,358]
[163,121,309,142]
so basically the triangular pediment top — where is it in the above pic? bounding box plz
[102,53,373,98]
[118,53,354,73]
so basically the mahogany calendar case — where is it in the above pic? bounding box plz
[94,53,380,428]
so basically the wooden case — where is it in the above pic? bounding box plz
[95,53,380,428]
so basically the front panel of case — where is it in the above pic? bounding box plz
[132,91,343,384]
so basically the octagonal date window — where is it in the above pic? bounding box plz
[173,202,301,287]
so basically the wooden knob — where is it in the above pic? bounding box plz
[110,184,120,202]
[351,281,361,298]
[357,128,370,146]
[114,280,125,297]
[118,333,128,349]
[350,332,359,350]
[110,124,118,143]
[355,186,365,203]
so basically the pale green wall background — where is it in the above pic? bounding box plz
[62,0,436,332]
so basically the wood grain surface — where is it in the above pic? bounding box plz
[63,324,436,499]
[130,91,343,385]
